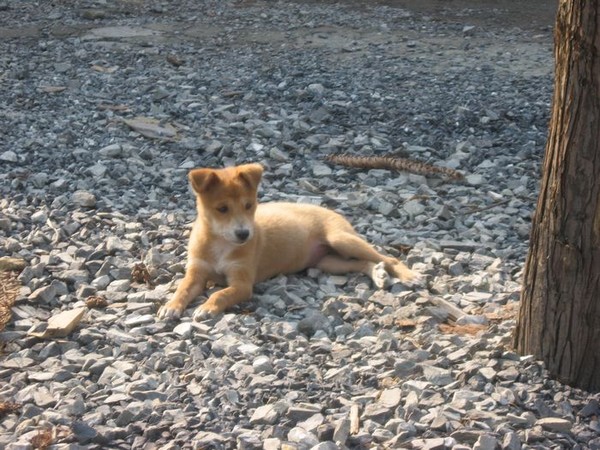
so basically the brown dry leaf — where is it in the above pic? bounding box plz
[131,263,154,287]
[123,117,178,140]
[85,295,108,309]
[484,303,519,322]
[30,428,53,450]
[439,323,487,335]
[378,377,400,388]
[391,243,412,254]
[91,64,118,73]
[396,318,417,329]
[166,54,184,67]
[38,85,67,94]
[0,401,21,417]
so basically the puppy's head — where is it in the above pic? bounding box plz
[188,163,263,245]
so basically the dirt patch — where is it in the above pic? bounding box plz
[290,0,557,31]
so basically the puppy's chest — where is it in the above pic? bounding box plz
[206,243,237,276]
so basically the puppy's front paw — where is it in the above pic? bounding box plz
[157,300,185,320]
[192,302,223,322]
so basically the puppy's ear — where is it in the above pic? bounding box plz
[189,168,220,194]
[237,163,264,191]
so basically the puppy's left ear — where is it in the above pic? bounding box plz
[237,163,264,191]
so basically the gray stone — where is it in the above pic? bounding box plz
[333,418,351,444]
[288,427,319,447]
[535,417,572,434]
[378,388,402,408]
[72,421,98,444]
[473,435,497,450]
[72,190,97,208]
[0,150,17,162]
[250,401,288,425]
[403,200,425,216]
[422,365,454,386]
[501,431,521,450]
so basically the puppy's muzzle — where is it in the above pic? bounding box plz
[235,228,250,242]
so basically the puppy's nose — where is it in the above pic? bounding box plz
[235,229,250,242]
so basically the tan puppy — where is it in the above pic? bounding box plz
[157,163,418,321]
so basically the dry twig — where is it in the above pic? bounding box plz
[325,153,464,180]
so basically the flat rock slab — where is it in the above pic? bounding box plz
[82,26,160,40]
[28,307,86,338]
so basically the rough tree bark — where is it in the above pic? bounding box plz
[513,1,600,391]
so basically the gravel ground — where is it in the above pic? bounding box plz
[1,0,599,449]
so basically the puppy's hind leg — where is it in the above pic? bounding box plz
[325,232,418,286]
[316,255,390,289]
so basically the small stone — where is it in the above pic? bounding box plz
[287,404,322,421]
[535,417,572,434]
[298,310,331,337]
[29,307,86,338]
[466,174,485,186]
[98,143,123,157]
[263,438,281,450]
[31,210,47,223]
[333,418,351,444]
[29,284,57,303]
[308,83,325,95]
[288,427,319,447]
[501,431,521,450]
[312,163,332,177]
[403,200,425,216]
[361,403,392,424]
[72,421,98,444]
[297,413,324,432]
[478,367,497,381]
[56,269,89,284]
[107,279,131,292]
[473,434,497,450]
[421,365,454,386]
[173,322,194,338]
[0,150,17,162]
[252,355,273,374]
[448,261,464,276]
[72,190,97,208]
[250,401,288,425]
[579,399,600,417]
[310,443,338,450]
[378,388,401,408]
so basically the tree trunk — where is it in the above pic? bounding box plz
[513,1,600,391]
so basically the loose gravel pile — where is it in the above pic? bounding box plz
[1,0,599,449]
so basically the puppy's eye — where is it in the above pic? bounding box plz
[245,202,253,210]
[217,205,229,214]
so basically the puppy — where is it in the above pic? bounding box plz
[157,163,418,321]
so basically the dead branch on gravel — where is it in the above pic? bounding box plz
[0,268,22,332]
[325,153,464,180]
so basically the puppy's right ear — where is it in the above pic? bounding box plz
[189,169,219,194]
